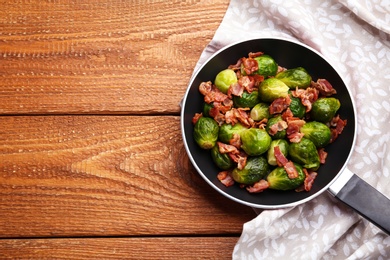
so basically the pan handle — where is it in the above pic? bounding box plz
[329,168,390,235]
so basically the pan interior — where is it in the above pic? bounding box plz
[182,38,355,208]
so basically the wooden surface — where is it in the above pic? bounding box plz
[0,0,257,259]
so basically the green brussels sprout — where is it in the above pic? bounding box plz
[219,123,247,144]
[214,69,237,94]
[259,78,289,102]
[311,97,341,123]
[275,67,312,89]
[232,156,269,185]
[300,121,331,148]
[193,117,219,149]
[267,163,305,190]
[233,90,259,108]
[289,138,320,170]
[254,55,278,77]
[266,115,287,140]
[250,103,270,121]
[267,139,289,166]
[211,145,234,170]
[203,102,214,117]
[240,128,271,156]
[289,95,306,118]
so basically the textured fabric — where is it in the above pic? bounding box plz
[193,0,390,258]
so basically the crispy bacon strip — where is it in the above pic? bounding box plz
[199,81,229,104]
[268,120,288,136]
[329,115,347,143]
[286,118,306,143]
[312,79,337,96]
[292,87,319,112]
[269,95,291,114]
[217,142,239,154]
[304,169,317,191]
[217,171,235,187]
[229,151,248,170]
[274,146,288,167]
[225,108,253,128]
[318,148,328,164]
[274,146,299,179]
[241,57,258,75]
[248,51,264,58]
[192,113,202,125]
[246,179,269,193]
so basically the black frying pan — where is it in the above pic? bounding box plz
[181,38,390,234]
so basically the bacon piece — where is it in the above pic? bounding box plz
[228,82,244,98]
[274,146,288,167]
[312,79,337,96]
[248,51,264,58]
[284,161,299,179]
[199,81,229,104]
[229,151,248,170]
[217,171,235,187]
[229,133,241,148]
[269,95,291,114]
[252,74,265,87]
[329,115,347,143]
[228,58,242,71]
[239,76,256,93]
[268,120,288,136]
[254,118,268,130]
[304,169,317,191]
[217,142,239,154]
[286,118,306,143]
[318,148,328,164]
[192,113,202,124]
[281,108,294,121]
[226,108,253,128]
[292,87,319,112]
[246,179,269,193]
[241,57,258,75]
[199,81,213,96]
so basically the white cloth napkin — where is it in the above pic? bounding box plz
[193,0,390,259]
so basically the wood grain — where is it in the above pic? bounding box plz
[0,116,256,237]
[0,237,239,259]
[0,0,229,114]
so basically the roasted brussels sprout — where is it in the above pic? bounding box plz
[311,97,341,123]
[219,123,247,144]
[300,121,331,148]
[203,102,213,117]
[214,69,238,94]
[259,78,290,102]
[267,139,289,166]
[193,117,219,149]
[232,156,269,185]
[266,115,287,140]
[240,128,271,156]
[254,55,278,77]
[250,102,270,121]
[275,67,312,89]
[289,95,306,118]
[233,90,259,108]
[267,163,305,190]
[211,145,234,170]
[289,138,320,170]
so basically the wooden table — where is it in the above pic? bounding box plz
[0,1,257,258]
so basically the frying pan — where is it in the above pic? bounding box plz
[180,38,390,235]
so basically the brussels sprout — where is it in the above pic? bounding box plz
[233,90,259,109]
[254,55,278,77]
[193,117,219,149]
[250,103,270,121]
[267,163,305,190]
[275,67,312,89]
[203,102,214,117]
[266,115,287,140]
[267,139,289,166]
[300,121,331,148]
[211,145,234,170]
[289,138,320,170]
[232,156,269,185]
[214,69,237,94]
[311,97,341,123]
[289,95,306,118]
[259,78,289,102]
[219,123,247,144]
[240,128,271,156]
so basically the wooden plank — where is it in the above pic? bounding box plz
[0,237,239,259]
[0,0,229,114]
[0,116,256,237]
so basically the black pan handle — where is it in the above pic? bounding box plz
[329,168,390,235]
